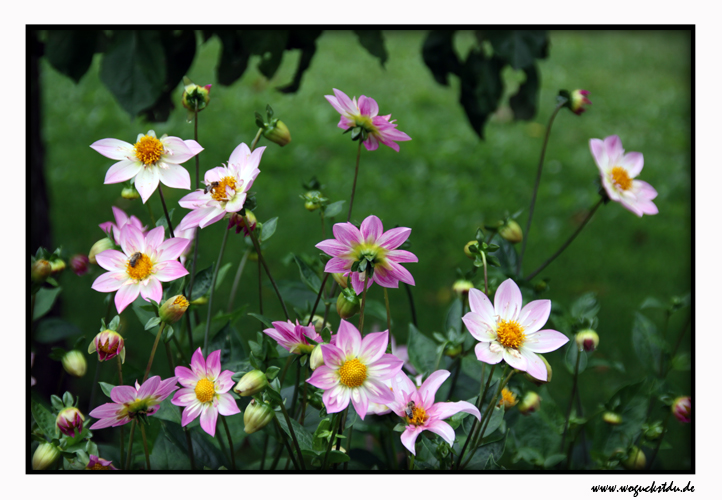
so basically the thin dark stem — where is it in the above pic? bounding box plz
[331,408,348,470]
[403,282,417,327]
[221,415,236,470]
[647,412,671,469]
[257,258,263,315]
[346,141,363,222]
[383,288,392,335]
[171,334,189,365]
[186,226,201,349]
[125,420,136,470]
[482,251,489,295]
[322,282,338,330]
[525,198,603,281]
[446,358,461,400]
[664,315,691,378]
[343,423,354,471]
[185,426,195,470]
[87,358,100,413]
[518,99,567,276]
[227,249,250,312]
[204,227,231,353]
[457,364,496,468]
[247,219,289,320]
[273,416,300,470]
[216,424,230,465]
[299,364,308,425]
[291,361,301,417]
[144,201,156,225]
[321,211,326,239]
[309,273,330,321]
[260,434,268,471]
[280,402,306,470]
[194,103,200,189]
[143,322,166,383]
[117,357,124,463]
[157,185,175,239]
[561,347,582,454]
[140,423,151,470]
[358,274,369,334]
[322,413,340,469]
[659,310,671,376]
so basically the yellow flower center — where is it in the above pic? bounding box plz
[126,252,153,281]
[195,378,215,403]
[351,243,388,266]
[87,463,111,470]
[498,388,518,409]
[209,176,239,202]
[353,114,378,134]
[611,166,632,191]
[407,405,428,426]
[134,135,164,166]
[338,358,367,388]
[496,319,526,349]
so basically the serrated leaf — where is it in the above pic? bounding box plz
[275,412,314,451]
[293,254,321,294]
[31,400,58,440]
[565,342,588,375]
[324,200,345,218]
[459,49,503,139]
[187,264,214,299]
[260,217,278,242]
[33,286,62,321]
[632,312,663,373]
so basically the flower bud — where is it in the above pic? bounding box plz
[121,185,141,200]
[31,260,52,283]
[49,258,66,275]
[517,391,541,416]
[243,399,274,434]
[228,210,257,236]
[671,396,691,424]
[336,288,361,319]
[575,329,599,352]
[463,240,478,259]
[70,254,90,276]
[303,314,326,333]
[603,411,623,425]
[234,370,268,397]
[452,279,473,297]
[61,350,87,378]
[444,344,462,358]
[621,446,646,470]
[302,191,323,211]
[497,388,518,410]
[181,77,212,114]
[56,407,85,438]
[569,89,591,115]
[86,455,118,470]
[310,344,325,370]
[88,329,125,363]
[524,354,552,386]
[88,237,114,265]
[159,295,189,325]
[32,442,61,470]
[644,421,664,440]
[498,219,523,244]
[332,273,348,289]
[263,119,291,147]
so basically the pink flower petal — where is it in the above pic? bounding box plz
[224,193,246,213]
[181,401,203,427]
[91,138,133,160]
[139,278,162,304]
[158,163,191,190]
[228,142,251,165]
[215,371,235,393]
[360,215,384,243]
[351,387,370,420]
[358,330,389,364]
[475,341,503,365]
[200,404,218,436]
[418,370,450,408]
[603,135,624,163]
[363,134,380,151]
[357,95,379,117]
[136,376,160,400]
[120,224,145,257]
[517,299,551,334]
[175,366,200,388]
[320,344,345,369]
[144,226,165,252]
[92,271,125,293]
[523,329,569,353]
[153,260,190,281]
[430,401,481,421]
[307,365,339,390]
[425,420,456,446]
[172,387,197,406]
[316,239,351,257]
[216,392,240,416]
[463,311,496,342]
[206,350,222,380]
[184,139,203,157]
[95,248,127,271]
[332,222,363,247]
[400,427,423,455]
[198,207,226,228]
[104,160,142,184]
[468,288,496,325]
[332,88,357,116]
[621,151,644,178]
[365,353,403,381]
[493,278,522,321]
[589,138,607,171]
[161,137,195,164]
[158,237,191,261]
[502,348,528,372]
[387,261,415,286]
[323,385,350,414]
[385,249,417,263]
[110,385,137,404]
[190,348,207,378]
[519,347,548,381]
[336,320,361,356]
[115,283,141,313]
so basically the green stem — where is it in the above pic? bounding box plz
[321,413,340,469]
[481,251,489,295]
[221,415,236,470]
[456,364,496,468]
[309,273,330,321]
[404,282,418,327]
[117,357,124,464]
[157,185,175,239]
[194,103,200,189]
[280,402,306,470]
[518,99,567,276]
[186,226,201,352]
[525,198,603,281]
[299,364,309,425]
[358,274,369,334]
[273,416,300,470]
[561,347,583,454]
[257,257,263,315]
[250,127,263,151]
[346,141,363,222]
[343,422,354,471]
[142,322,166,383]
[204,227,231,353]
[247,218,289,320]
[125,420,136,470]
[647,412,671,469]
[383,287,392,335]
[664,315,691,378]
[409,454,415,471]
[291,360,301,417]
[140,422,151,470]
[227,249,250,312]
[87,358,101,413]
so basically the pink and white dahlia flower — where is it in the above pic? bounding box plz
[325,88,411,152]
[306,320,403,420]
[389,370,481,455]
[172,348,240,437]
[264,320,323,355]
[590,135,658,217]
[91,224,190,313]
[462,279,569,381]
[86,455,119,470]
[177,142,264,231]
[89,376,178,429]
[317,215,417,296]
[99,206,147,245]
[91,130,202,203]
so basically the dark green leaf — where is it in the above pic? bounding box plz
[509,64,539,120]
[187,264,214,299]
[421,30,460,85]
[570,292,600,321]
[248,312,274,329]
[145,317,161,331]
[275,412,314,451]
[260,217,278,242]
[565,342,588,375]
[354,30,388,67]
[632,312,663,373]
[293,254,321,294]
[407,324,438,375]
[324,200,345,218]
[459,50,503,139]
[445,298,462,335]
[543,453,566,469]
[150,431,191,470]
[466,430,507,470]
[277,30,323,93]
[45,30,98,83]
[240,30,289,79]
[33,286,62,321]
[215,30,250,86]
[484,30,549,69]
[640,297,665,310]
[151,398,182,425]
[160,420,227,470]
[31,399,58,440]
[99,30,166,117]
[35,317,81,344]
[98,382,115,398]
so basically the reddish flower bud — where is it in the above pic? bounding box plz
[672,396,691,424]
[56,407,85,438]
[70,254,90,276]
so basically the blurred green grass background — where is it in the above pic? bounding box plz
[37,30,692,468]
